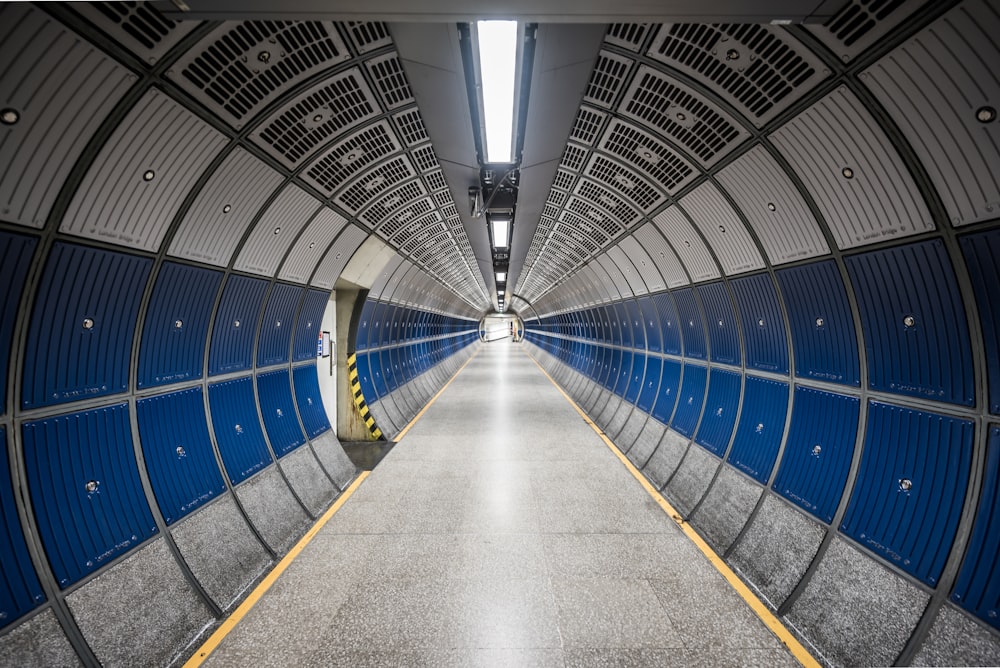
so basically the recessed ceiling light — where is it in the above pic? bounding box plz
[726,49,739,60]
[143,170,155,182]
[0,108,19,125]
[477,20,518,163]
[223,204,232,213]
[273,227,281,235]
[767,202,776,211]
[976,106,996,123]
[842,167,854,179]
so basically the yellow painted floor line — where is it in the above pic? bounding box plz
[184,471,370,667]
[393,347,481,442]
[525,351,821,668]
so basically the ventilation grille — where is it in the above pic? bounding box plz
[598,119,696,193]
[302,120,400,196]
[411,144,438,172]
[574,180,642,227]
[563,202,623,240]
[570,106,607,145]
[172,21,351,128]
[648,23,828,127]
[365,52,413,109]
[547,191,567,207]
[334,155,416,213]
[553,169,577,191]
[360,182,428,228]
[619,65,749,167]
[584,154,663,212]
[809,0,924,61]
[387,109,428,148]
[605,23,652,51]
[250,68,380,169]
[344,21,392,54]
[562,143,589,172]
[424,169,448,192]
[76,2,197,64]
[585,50,633,109]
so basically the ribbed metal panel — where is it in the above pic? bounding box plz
[952,425,1000,629]
[846,240,974,406]
[22,243,151,409]
[209,275,268,376]
[168,148,285,267]
[0,231,37,414]
[60,89,226,252]
[695,368,741,455]
[862,1,1000,227]
[731,273,789,374]
[234,184,322,277]
[311,224,368,289]
[72,2,198,65]
[618,64,749,168]
[637,356,661,413]
[652,292,682,355]
[960,229,1000,414]
[293,364,331,437]
[807,0,926,62]
[716,145,829,265]
[651,207,719,283]
[648,23,829,127]
[616,236,660,294]
[256,369,306,457]
[697,282,740,366]
[208,377,271,485]
[673,288,706,359]
[257,283,303,368]
[771,87,934,250]
[596,255,634,298]
[137,262,223,389]
[842,401,974,587]
[728,376,789,484]
[293,289,329,362]
[776,260,860,387]
[278,208,348,285]
[251,67,381,169]
[637,296,660,353]
[625,352,644,402]
[136,387,226,525]
[0,427,45,628]
[672,363,707,437]
[0,5,133,229]
[170,21,350,129]
[632,224,689,288]
[773,386,860,524]
[681,181,764,276]
[22,403,158,588]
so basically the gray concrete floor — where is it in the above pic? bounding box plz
[204,341,798,667]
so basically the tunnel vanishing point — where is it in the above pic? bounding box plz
[1,0,1000,666]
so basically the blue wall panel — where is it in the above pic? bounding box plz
[638,296,661,353]
[257,283,303,368]
[0,427,45,628]
[846,240,973,406]
[370,351,387,397]
[293,289,329,362]
[136,387,226,524]
[695,369,741,455]
[697,282,741,366]
[953,425,1000,629]
[370,302,386,346]
[138,262,223,389]
[773,387,860,524]
[731,274,789,374]
[22,403,158,588]
[293,364,331,437]
[257,369,306,457]
[208,377,271,485]
[355,299,375,351]
[728,376,789,484]
[638,357,662,413]
[673,289,705,359]
[0,231,37,415]
[776,260,859,386]
[960,230,1000,414]
[22,243,151,409]
[672,364,707,437]
[841,402,973,587]
[625,353,644,403]
[652,293,682,355]
[652,359,682,424]
[209,275,268,376]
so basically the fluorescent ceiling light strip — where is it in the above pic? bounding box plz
[491,218,510,249]
[477,20,517,163]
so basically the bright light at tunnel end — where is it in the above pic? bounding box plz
[477,20,517,164]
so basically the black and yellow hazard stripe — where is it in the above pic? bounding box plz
[347,353,382,439]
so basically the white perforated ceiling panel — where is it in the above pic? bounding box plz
[771,86,934,249]
[716,145,830,265]
[311,224,368,289]
[862,0,1000,227]
[61,89,227,252]
[168,148,285,267]
[0,5,134,229]
[651,207,720,283]
[279,208,349,284]
[680,181,764,276]
[234,184,322,276]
